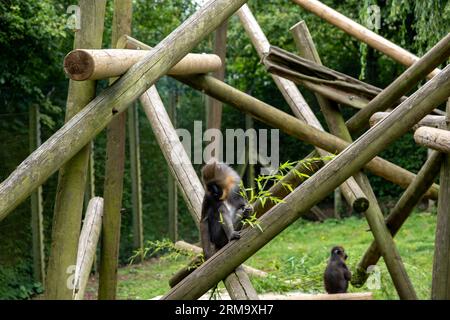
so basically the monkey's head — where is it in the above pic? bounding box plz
[201,160,240,201]
[330,246,348,261]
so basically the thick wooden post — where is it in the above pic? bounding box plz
[168,89,178,242]
[237,4,369,213]
[29,104,45,286]
[162,63,450,301]
[432,100,450,299]
[45,0,106,299]
[245,114,255,189]
[128,102,144,261]
[98,0,132,300]
[206,21,227,132]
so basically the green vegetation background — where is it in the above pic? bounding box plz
[0,0,448,299]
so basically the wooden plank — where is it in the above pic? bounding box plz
[161,64,450,300]
[98,0,132,300]
[0,0,249,223]
[370,112,445,129]
[432,100,450,299]
[45,0,106,299]
[73,197,103,300]
[292,0,441,78]
[29,104,45,286]
[128,103,144,261]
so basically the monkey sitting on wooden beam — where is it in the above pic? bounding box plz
[200,160,253,259]
[324,246,352,294]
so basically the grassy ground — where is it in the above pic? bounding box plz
[84,211,436,300]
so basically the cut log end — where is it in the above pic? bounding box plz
[63,50,95,81]
[353,197,370,213]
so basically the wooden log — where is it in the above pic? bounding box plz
[161,64,450,300]
[370,112,445,130]
[29,104,45,286]
[168,90,178,242]
[73,197,103,300]
[174,74,440,199]
[223,266,259,300]
[45,0,106,300]
[432,100,450,299]
[64,49,223,80]
[128,103,144,260]
[206,21,227,131]
[291,0,441,79]
[0,0,249,222]
[414,127,450,154]
[237,4,369,213]
[352,150,444,287]
[345,33,450,134]
[98,0,132,300]
[139,87,257,300]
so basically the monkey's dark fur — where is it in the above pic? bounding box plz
[200,160,252,259]
[324,246,351,294]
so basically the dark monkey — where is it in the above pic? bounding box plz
[324,246,352,294]
[200,160,252,259]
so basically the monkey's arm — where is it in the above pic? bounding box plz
[221,206,241,241]
[343,264,352,281]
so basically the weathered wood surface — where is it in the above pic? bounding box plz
[432,100,450,299]
[370,112,446,129]
[45,0,106,299]
[162,64,450,300]
[98,0,132,300]
[168,90,178,241]
[174,74,440,199]
[292,0,441,79]
[237,5,369,213]
[73,197,103,300]
[64,49,222,80]
[0,0,249,222]
[414,127,450,154]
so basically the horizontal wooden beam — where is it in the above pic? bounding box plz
[414,127,450,153]
[64,49,222,81]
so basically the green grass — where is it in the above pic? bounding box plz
[85,211,436,300]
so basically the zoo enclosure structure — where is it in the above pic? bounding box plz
[0,0,449,300]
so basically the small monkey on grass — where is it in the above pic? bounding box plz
[324,246,351,294]
[200,160,252,259]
